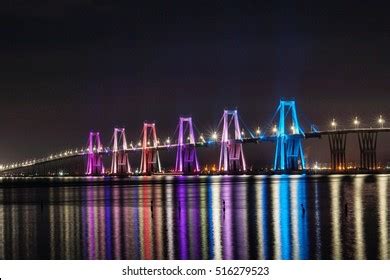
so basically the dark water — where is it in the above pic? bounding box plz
[0,175,389,260]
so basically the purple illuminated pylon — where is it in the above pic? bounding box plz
[219,110,246,173]
[175,117,200,173]
[111,128,131,175]
[140,123,161,174]
[86,131,105,175]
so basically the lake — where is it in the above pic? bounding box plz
[0,174,389,260]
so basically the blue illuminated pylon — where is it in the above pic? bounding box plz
[273,100,306,171]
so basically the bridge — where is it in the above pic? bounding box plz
[0,100,388,176]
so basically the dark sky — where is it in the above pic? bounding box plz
[1,1,389,167]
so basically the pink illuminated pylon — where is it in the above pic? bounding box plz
[111,128,131,175]
[175,117,200,173]
[219,110,246,173]
[140,123,161,174]
[86,131,105,175]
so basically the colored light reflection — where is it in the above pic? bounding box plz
[1,175,390,260]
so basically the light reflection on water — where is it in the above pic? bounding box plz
[0,174,389,260]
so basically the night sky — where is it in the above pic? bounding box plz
[1,1,389,167]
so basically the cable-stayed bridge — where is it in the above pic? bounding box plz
[1,99,389,176]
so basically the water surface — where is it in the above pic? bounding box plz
[0,174,389,260]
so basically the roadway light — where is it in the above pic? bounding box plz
[199,134,205,142]
[272,125,278,134]
[378,115,385,128]
[212,132,218,140]
[256,127,261,136]
[241,130,245,137]
[165,137,170,145]
[290,125,295,134]
[331,119,337,130]
[147,141,151,146]
[353,117,360,128]
[138,141,142,147]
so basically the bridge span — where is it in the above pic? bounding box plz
[1,100,389,176]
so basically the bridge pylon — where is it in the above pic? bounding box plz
[140,123,161,174]
[111,128,131,175]
[273,100,306,171]
[175,117,200,174]
[86,131,105,175]
[219,110,246,173]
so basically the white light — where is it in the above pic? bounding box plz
[272,125,277,133]
[165,138,171,144]
[331,118,337,130]
[353,117,359,127]
[212,132,218,140]
[256,127,261,135]
[378,115,385,127]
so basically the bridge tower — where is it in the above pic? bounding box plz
[140,123,161,174]
[219,110,246,173]
[273,100,306,171]
[111,128,131,175]
[358,132,377,170]
[175,117,200,174]
[86,131,105,175]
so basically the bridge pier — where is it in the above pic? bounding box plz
[358,132,377,170]
[175,117,199,174]
[328,133,347,170]
[140,123,161,174]
[219,110,246,173]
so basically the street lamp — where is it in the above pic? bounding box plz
[378,115,385,128]
[272,125,278,134]
[353,117,360,129]
[331,119,337,131]
[212,132,218,141]
[256,127,261,136]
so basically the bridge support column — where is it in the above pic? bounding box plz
[86,132,105,175]
[273,100,306,171]
[140,123,161,174]
[219,110,246,173]
[175,117,199,174]
[328,133,347,171]
[358,132,377,170]
[111,128,131,175]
